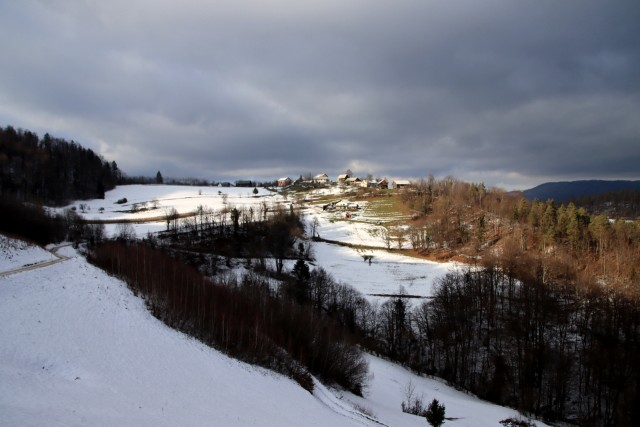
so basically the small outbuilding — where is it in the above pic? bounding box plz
[345,177,362,186]
[337,173,350,183]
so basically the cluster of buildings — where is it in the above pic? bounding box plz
[276,173,412,190]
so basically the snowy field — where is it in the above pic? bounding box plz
[0,235,544,427]
[64,184,279,221]
[311,242,457,302]
[55,184,285,238]
[307,206,389,248]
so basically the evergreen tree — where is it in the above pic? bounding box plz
[425,399,445,427]
[156,170,164,184]
[290,259,311,304]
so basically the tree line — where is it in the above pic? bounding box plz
[279,249,639,425]
[0,195,105,246]
[0,125,121,205]
[388,260,639,426]
[569,188,640,219]
[159,202,310,276]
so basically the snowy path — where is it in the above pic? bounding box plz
[313,379,388,427]
[0,243,71,278]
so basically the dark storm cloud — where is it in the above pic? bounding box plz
[1,0,639,189]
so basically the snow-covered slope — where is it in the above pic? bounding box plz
[1,233,544,427]
[312,242,457,302]
[0,243,371,427]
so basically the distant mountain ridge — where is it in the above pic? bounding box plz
[523,180,640,202]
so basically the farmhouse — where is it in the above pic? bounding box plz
[235,180,254,187]
[313,173,329,184]
[277,177,292,187]
[391,179,412,190]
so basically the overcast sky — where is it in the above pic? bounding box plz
[1,0,639,190]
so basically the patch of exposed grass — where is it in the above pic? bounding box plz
[363,195,412,219]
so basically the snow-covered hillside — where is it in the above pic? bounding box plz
[0,242,367,426]
[0,235,56,271]
[312,242,457,302]
[1,235,544,426]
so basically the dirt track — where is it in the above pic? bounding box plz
[0,244,71,278]
[80,211,197,224]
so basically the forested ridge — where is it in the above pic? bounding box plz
[399,177,640,294]
[0,125,120,205]
[523,180,640,203]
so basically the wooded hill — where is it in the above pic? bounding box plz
[0,125,121,205]
[398,176,640,295]
[349,178,640,425]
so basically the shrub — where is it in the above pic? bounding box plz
[499,417,534,427]
[401,380,428,417]
[0,197,67,244]
[425,399,446,427]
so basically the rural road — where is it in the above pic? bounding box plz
[0,243,72,278]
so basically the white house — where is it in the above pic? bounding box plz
[313,173,329,184]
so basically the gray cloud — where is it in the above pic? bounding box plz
[1,0,639,189]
